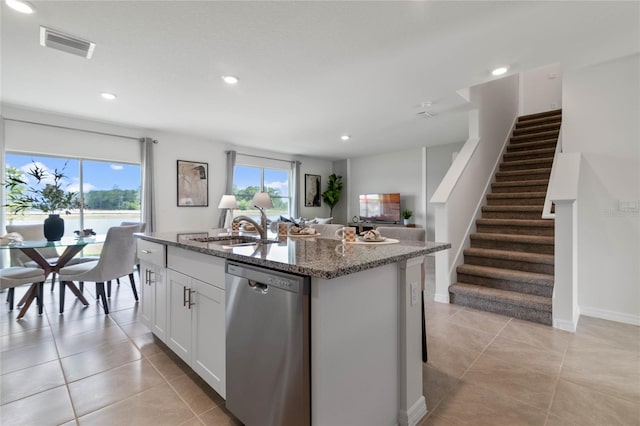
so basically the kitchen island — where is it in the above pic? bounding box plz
[136,230,449,426]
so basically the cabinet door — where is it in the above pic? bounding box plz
[191,279,226,398]
[166,270,192,363]
[152,266,167,341]
[140,262,154,330]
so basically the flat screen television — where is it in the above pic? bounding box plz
[359,193,401,223]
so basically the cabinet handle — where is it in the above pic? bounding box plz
[148,270,155,284]
[188,289,195,309]
[183,286,188,307]
[141,249,152,254]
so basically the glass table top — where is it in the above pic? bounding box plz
[0,235,106,249]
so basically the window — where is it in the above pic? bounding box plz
[5,153,141,241]
[233,165,290,221]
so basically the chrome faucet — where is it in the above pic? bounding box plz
[232,215,268,242]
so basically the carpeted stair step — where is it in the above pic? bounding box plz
[495,168,551,182]
[464,247,554,274]
[506,138,558,153]
[481,205,544,219]
[503,147,556,161]
[476,218,554,236]
[515,114,562,129]
[470,233,554,254]
[486,192,547,206]
[456,264,554,297]
[512,122,561,136]
[492,179,550,193]
[510,130,560,144]
[449,283,552,325]
[500,157,554,171]
[517,109,562,122]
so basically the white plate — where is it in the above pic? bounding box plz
[357,236,386,243]
[288,232,318,237]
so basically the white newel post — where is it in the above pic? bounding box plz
[552,200,579,331]
[398,257,427,425]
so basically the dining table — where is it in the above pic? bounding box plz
[0,235,105,319]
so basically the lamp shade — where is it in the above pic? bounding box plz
[252,192,273,209]
[218,195,238,209]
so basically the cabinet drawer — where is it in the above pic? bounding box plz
[137,240,166,266]
[167,246,225,290]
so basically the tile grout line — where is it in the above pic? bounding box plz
[458,317,513,380]
[542,332,570,425]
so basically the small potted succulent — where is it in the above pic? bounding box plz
[401,209,413,226]
[4,162,78,241]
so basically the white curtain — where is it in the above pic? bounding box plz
[141,137,156,232]
[291,160,301,218]
[218,150,237,227]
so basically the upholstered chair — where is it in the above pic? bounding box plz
[6,224,61,291]
[1,267,46,315]
[57,225,138,314]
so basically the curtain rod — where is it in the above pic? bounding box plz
[233,151,297,164]
[4,118,157,143]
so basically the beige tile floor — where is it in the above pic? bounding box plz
[1,279,639,426]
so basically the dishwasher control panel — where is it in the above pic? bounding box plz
[226,262,308,294]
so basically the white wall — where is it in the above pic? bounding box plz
[426,142,464,241]
[562,53,640,324]
[431,74,520,302]
[348,147,424,227]
[1,105,334,232]
[520,63,562,115]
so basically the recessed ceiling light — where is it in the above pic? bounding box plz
[5,0,34,13]
[101,92,117,100]
[222,75,239,85]
[491,66,509,76]
[341,135,350,141]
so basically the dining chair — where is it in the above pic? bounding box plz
[57,225,139,314]
[5,224,60,291]
[376,227,428,362]
[1,267,46,315]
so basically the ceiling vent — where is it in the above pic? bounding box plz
[39,26,95,59]
[417,111,435,119]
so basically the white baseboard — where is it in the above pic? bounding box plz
[553,307,580,332]
[579,306,640,326]
[398,396,427,426]
[434,293,450,304]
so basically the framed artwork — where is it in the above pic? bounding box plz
[305,174,321,207]
[177,160,209,207]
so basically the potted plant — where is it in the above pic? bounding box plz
[4,162,78,241]
[321,173,343,217]
[401,209,413,226]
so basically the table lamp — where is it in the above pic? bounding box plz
[218,195,238,230]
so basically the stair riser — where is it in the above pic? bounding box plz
[500,160,553,172]
[503,152,555,162]
[464,255,555,274]
[449,293,552,325]
[495,172,551,182]
[486,197,546,206]
[471,238,554,254]
[507,140,557,152]
[476,224,554,236]
[515,117,562,129]
[481,210,543,220]
[492,184,549,193]
[457,273,553,297]
[518,109,562,121]
[510,132,560,143]
[512,124,561,136]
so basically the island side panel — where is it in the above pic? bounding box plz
[311,263,398,426]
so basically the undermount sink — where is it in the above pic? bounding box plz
[189,236,279,247]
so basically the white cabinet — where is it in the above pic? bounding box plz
[166,247,226,398]
[138,240,167,342]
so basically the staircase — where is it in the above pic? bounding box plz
[449,109,561,325]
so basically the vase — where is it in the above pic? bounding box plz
[403,218,410,226]
[44,214,65,241]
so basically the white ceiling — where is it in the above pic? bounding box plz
[2,1,638,160]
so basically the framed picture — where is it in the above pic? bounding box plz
[177,160,209,207]
[305,174,321,207]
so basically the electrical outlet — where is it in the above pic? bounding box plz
[410,282,420,306]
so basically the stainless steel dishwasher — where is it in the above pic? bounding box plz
[225,261,310,426]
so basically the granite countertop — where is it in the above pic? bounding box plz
[137,229,450,279]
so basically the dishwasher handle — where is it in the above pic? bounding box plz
[248,280,269,294]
